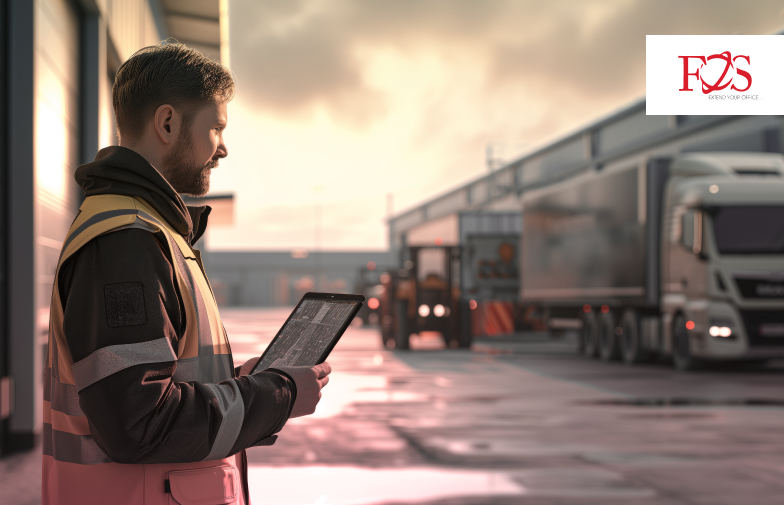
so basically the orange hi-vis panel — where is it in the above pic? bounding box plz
[42,195,246,505]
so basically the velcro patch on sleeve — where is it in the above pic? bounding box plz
[104,282,147,328]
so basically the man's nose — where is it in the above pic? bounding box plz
[216,140,228,159]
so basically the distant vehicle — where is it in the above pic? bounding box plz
[380,246,465,349]
[522,152,784,370]
[381,212,540,350]
[354,266,386,326]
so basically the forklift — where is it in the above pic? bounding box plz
[380,245,470,349]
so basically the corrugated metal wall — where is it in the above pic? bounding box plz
[104,0,162,61]
[2,0,166,455]
[34,0,83,345]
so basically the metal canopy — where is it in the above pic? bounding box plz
[161,0,221,61]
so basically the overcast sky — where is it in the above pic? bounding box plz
[207,0,784,251]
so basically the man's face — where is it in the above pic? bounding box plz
[163,100,228,196]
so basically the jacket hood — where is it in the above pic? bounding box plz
[75,146,195,238]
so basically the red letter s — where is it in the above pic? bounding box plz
[732,55,751,92]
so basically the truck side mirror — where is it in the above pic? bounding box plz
[681,209,703,255]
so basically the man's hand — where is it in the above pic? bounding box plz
[269,362,332,418]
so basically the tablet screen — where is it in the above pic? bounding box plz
[254,298,359,372]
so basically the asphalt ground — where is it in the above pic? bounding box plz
[4,307,784,504]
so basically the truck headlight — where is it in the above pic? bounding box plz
[709,326,731,337]
[709,319,734,338]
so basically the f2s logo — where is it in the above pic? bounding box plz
[678,52,751,94]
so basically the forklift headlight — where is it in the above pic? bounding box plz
[433,304,446,317]
[418,304,430,317]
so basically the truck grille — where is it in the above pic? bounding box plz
[734,273,784,299]
[740,310,784,346]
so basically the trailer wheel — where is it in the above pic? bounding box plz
[395,330,410,350]
[580,311,599,357]
[394,300,410,350]
[455,299,473,348]
[599,310,620,361]
[620,309,647,364]
[672,313,701,371]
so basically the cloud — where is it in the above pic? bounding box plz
[219,0,784,250]
[210,197,387,251]
[230,0,784,130]
[230,1,386,128]
[490,0,784,99]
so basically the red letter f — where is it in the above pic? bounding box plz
[678,56,706,91]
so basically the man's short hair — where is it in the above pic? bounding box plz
[113,41,235,141]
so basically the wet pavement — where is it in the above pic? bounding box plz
[5,307,784,504]
[227,308,784,505]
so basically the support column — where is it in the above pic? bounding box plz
[7,0,37,452]
[0,0,9,457]
[80,9,106,166]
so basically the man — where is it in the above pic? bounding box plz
[42,43,330,505]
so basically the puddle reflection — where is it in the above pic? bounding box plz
[248,466,523,505]
[292,372,428,420]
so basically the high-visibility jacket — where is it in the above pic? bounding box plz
[43,195,248,505]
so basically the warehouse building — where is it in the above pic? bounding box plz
[206,250,391,307]
[0,0,226,456]
[388,103,784,267]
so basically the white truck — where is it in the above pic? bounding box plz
[521,152,784,370]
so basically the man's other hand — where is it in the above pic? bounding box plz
[269,362,332,418]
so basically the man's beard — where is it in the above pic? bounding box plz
[162,127,217,196]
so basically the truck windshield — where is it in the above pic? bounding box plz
[712,206,784,254]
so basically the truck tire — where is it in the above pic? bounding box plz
[456,299,473,348]
[394,300,410,350]
[620,309,648,364]
[580,311,599,357]
[396,329,411,350]
[672,313,700,371]
[599,310,620,361]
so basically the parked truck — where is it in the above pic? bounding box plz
[522,152,784,370]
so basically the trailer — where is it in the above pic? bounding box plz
[522,152,784,369]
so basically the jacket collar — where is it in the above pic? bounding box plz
[75,146,210,244]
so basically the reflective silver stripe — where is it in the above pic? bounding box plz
[51,378,84,416]
[72,337,177,392]
[172,354,234,383]
[60,209,139,259]
[43,423,111,465]
[110,219,160,234]
[201,381,245,460]
[168,234,215,353]
[43,365,52,401]
[137,210,216,354]
[48,345,85,416]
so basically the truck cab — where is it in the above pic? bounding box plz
[662,153,784,369]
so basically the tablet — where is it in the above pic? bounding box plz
[250,292,365,374]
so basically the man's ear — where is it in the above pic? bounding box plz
[153,104,176,145]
